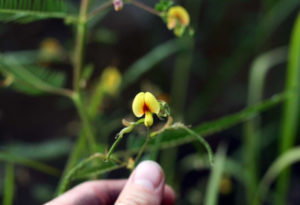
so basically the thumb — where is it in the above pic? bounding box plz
[115,160,165,205]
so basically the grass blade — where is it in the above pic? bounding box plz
[0,152,60,176]
[204,146,227,205]
[275,11,300,205]
[243,47,287,202]
[254,147,300,205]
[2,163,14,205]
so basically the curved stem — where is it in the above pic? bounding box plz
[105,119,145,160]
[88,1,113,20]
[128,0,161,16]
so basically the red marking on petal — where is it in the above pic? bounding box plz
[143,103,150,113]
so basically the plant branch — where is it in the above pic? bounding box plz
[105,119,144,161]
[73,0,89,92]
[88,1,113,20]
[72,93,97,152]
[128,0,161,16]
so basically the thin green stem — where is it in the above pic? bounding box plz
[55,130,86,195]
[128,0,161,16]
[87,1,112,20]
[57,153,106,195]
[73,0,89,92]
[134,127,151,165]
[106,119,144,161]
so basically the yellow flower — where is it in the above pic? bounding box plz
[39,37,62,59]
[100,66,122,95]
[167,6,190,37]
[132,92,160,127]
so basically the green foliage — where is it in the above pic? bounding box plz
[56,153,125,195]
[0,0,299,204]
[276,11,300,205]
[243,46,287,202]
[4,138,72,160]
[155,0,173,12]
[113,92,286,158]
[0,0,77,23]
[0,52,68,96]
[255,147,300,205]
[3,163,14,205]
[0,152,60,176]
[204,146,226,205]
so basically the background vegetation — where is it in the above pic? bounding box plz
[0,0,299,204]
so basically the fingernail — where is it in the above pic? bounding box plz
[134,161,163,190]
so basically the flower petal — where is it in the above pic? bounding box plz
[145,92,160,114]
[167,6,190,27]
[132,92,145,117]
[144,111,153,127]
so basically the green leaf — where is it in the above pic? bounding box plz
[0,152,60,176]
[254,147,300,205]
[56,153,125,195]
[116,92,287,156]
[4,138,72,160]
[0,53,70,96]
[155,0,173,12]
[0,0,77,23]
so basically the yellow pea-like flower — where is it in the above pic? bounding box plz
[132,92,160,127]
[167,6,190,30]
[100,66,121,95]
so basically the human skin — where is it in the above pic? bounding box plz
[46,161,175,205]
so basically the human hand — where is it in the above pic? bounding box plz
[46,161,175,205]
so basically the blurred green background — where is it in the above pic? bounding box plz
[0,0,299,204]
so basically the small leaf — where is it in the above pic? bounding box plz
[0,0,77,23]
[0,53,69,96]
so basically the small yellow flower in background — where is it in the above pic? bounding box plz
[127,157,135,169]
[100,66,122,95]
[39,37,62,60]
[167,6,190,37]
[132,92,160,127]
[219,176,233,195]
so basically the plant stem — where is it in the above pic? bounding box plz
[88,1,113,20]
[128,0,161,16]
[73,0,89,92]
[57,153,106,195]
[72,93,97,151]
[134,127,151,165]
[106,119,145,160]
[55,130,86,195]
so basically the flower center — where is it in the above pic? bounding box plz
[143,103,150,113]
